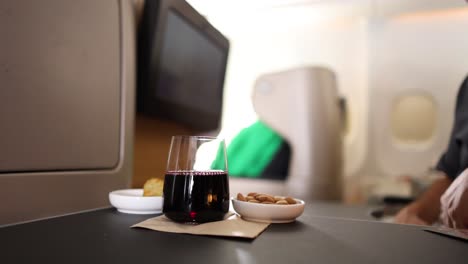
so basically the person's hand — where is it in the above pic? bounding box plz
[440,168,468,229]
[394,203,429,226]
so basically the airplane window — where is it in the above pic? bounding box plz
[391,94,437,144]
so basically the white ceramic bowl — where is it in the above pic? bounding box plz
[231,197,305,223]
[109,189,163,214]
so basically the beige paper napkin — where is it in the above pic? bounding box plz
[132,213,269,239]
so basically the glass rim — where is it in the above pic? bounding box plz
[171,135,224,141]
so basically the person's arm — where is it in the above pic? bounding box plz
[440,168,468,228]
[396,76,467,225]
[394,176,452,225]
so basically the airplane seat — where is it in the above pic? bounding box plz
[229,67,343,201]
[0,0,135,226]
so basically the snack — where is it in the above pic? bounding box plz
[143,178,164,196]
[236,192,297,205]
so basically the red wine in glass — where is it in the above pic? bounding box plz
[163,170,229,223]
[162,136,229,223]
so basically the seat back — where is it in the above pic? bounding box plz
[236,67,343,200]
[0,0,135,226]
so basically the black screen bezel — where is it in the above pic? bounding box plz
[137,0,229,131]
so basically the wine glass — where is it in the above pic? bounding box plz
[162,136,229,223]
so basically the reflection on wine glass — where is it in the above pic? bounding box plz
[162,136,229,223]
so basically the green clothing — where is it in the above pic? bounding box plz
[212,121,283,178]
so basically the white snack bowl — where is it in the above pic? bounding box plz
[231,197,305,223]
[109,189,163,215]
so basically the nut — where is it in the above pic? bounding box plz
[237,192,299,205]
[237,193,246,201]
[274,196,283,202]
[246,196,256,201]
[285,197,297,204]
[256,195,275,203]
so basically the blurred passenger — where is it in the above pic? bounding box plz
[395,75,468,228]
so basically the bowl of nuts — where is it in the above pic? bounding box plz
[232,192,305,223]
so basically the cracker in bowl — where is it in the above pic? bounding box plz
[143,178,164,196]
